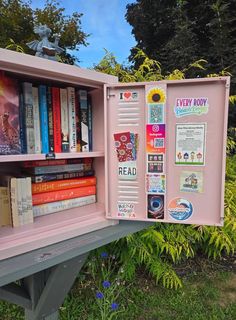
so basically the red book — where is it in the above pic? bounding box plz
[52,87,61,153]
[32,176,96,194]
[32,185,96,205]
[22,158,93,168]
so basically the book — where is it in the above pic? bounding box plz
[60,88,69,152]
[10,177,20,227]
[32,185,96,205]
[79,90,89,152]
[31,169,95,183]
[88,94,93,151]
[25,177,33,224]
[52,87,61,153]
[67,87,77,152]
[75,90,81,151]
[33,194,96,217]
[23,162,92,175]
[0,187,11,226]
[22,157,92,168]
[47,86,54,153]
[32,176,96,194]
[17,178,24,226]
[0,74,21,154]
[38,85,49,154]
[32,87,41,154]
[19,89,27,154]
[22,82,35,154]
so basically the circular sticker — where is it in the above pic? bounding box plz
[168,198,193,221]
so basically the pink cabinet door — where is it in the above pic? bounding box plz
[105,77,229,226]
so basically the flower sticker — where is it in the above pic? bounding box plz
[147,87,166,104]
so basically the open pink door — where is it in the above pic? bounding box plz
[105,77,230,226]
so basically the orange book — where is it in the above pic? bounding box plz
[32,177,96,194]
[32,185,96,206]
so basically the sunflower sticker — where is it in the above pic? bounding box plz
[146,87,166,104]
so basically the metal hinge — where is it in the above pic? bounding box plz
[107,88,115,99]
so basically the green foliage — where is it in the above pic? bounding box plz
[94,49,236,289]
[0,0,88,64]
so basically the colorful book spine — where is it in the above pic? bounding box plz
[47,87,54,153]
[24,163,92,175]
[32,176,96,194]
[32,185,96,205]
[79,90,89,152]
[22,82,35,154]
[52,87,61,153]
[88,94,93,151]
[38,85,49,154]
[60,88,69,152]
[67,87,77,152]
[19,90,27,154]
[22,157,92,168]
[0,74,21,154]
[31,169,94,183]
[75,90,81,152]
[32,87,41,154]
[33,195,96,217]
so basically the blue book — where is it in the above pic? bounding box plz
[38,85,49,154]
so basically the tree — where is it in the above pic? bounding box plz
[0,0,89,64]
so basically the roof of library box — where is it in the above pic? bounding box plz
[0,48,118,89]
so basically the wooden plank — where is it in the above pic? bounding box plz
[0,283,31,309]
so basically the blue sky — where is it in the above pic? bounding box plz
[31,0,136,68]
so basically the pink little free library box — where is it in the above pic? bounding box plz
[0,49,230,260]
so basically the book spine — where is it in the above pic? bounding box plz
[0,187,11,226]
[60,88,69,152]
[67,87,77,152]
[32,176,96,194]
[10,178,20,227]
[32,87,41,154]
[32,169,95,183]
[75,90,81,152]
[29,163,92,175]
[38,85,49,154]
[19,89,27,154]
[52,87,61,153]
[22,82,35,154]
[47,87,54,153]
[21,178,27,225]
[32,185,96,205]
[22,157,92,168]
[88,94,93,151]
[33,195,96,217]
[79,90,89,152]
[17,178,24,226]
[25,177,33,224]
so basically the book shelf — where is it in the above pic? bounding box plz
[0,48,118,260]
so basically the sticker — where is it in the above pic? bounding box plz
[146,174,165,193]
[180,171,203,193]
[147,195,164,219]
[146,87,166,104]
[148,104,164,123]
[119,91,139,102]
[168,198,193,221]
[117,202,136,218]
[175,124,206,165]
[174,97,209,117]
[147,153,164,173]
[118,161,137,180]
[146,124,165,153]
[148,154,163,162]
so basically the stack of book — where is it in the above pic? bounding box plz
[22,158,96,218]
[0,72,92,155]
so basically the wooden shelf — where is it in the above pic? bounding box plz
[0,202,117,260]
[0,151,105,163]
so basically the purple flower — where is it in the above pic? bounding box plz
[101,252,108,258]
[111,302,119,310]
[102,281,111,288]
[96,292,104,299]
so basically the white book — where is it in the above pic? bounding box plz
[22,82,35,154]
[17,178,24,226]
[33,195,96,217]
[25,177,33,224]
[67,87,77,152]
[60,88,69,152]
[32,87,41,154]
[10,177,20,227]
[21,178,28,225]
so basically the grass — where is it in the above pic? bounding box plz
[0,260,236,319]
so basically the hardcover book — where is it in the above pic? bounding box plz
[31,169,94,183]
[23,162,92,175]
[52,87,61,153]
[67,87,77,152]
[60,88,69,152]
[47,86,54,153]
[0,74,21,154]
[79,90,89,152]
[32,87,41,154]
[39,85,49,154]
[22,82,35,154]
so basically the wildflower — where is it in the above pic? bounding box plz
[111,302,119,310]
[96,292,104,299]
[101,252,108,258]
[102,280,111,288]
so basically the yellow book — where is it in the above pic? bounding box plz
[0,187,11,226]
